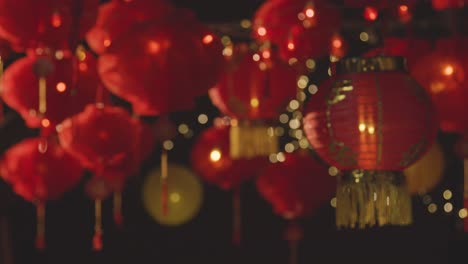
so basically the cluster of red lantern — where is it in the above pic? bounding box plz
[252,0,343,68]
[91,0,224,116]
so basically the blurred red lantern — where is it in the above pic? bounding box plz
[253,0,341,62]
[191,125,267,190]
[98,16,221,116]
[304,56,437,171]
[0,0,99,53]
[209,45,297,159]
[365,37,432,69]
[411,38,468,134]
[58,104,140,174]
[0,137,83,249]
[256,151,335,220]
[304,56,437,228]
[432,0,467,10]
[344,0,417,8]
[86,0,175,54]
[2,50,101,129]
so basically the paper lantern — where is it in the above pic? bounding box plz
[256,151,335,220]
[210,45,297,159]
[411,38,468,133]
[142,164,203,226]
[0,0,99,52]
[253,0,341,62]
[58,104,140,173]
[0,137,83,249]
[98,17,218,116]
[2,50,101,129]
[404,141,445,195]
[304,56,438,228]
[85,0,175,54]
[191,125,267,190]
[432,0,467,10]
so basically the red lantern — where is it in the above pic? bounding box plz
[0,0,99,53]
[365,37,432,69]
[58,104,140,173]
[0,137,83,249]
[191,125,267,190]
[98,16,220,116]
[253,0,341,62]
[304,57,437,171]
[2,51,101,129]
[85,0,175,54]
[344,0,417,8]
[303,56,437,228]
[256,151,335,220]
[411,38,468,134]
[432,0,467,10]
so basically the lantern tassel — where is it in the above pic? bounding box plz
[284,221,303,264]
[113,192,123,227]
[229,121,278,159]
[464,159,468,232]
[161,149,169,216]
[336,170,412,229]
[232,187,241,246]
[35,202,46,250]
[93,199,103,251]
[38,76,47,116]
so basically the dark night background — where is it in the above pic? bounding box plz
[0,1,467,264]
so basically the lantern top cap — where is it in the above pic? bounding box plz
[335,56,408,75]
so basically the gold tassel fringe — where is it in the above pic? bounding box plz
[229,121,278,159]
[336,170,412,229]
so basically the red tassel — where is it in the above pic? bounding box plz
[93,199,103,251]
[35,202,46,250]
[232,187,241,246]
[113,192,123,227]
[284,221,303,264]
[161,150,169,216]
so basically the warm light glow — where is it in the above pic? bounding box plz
[359,123,366,132]
[41,119,50,128]
[444,203,453,213]
[332,38,343,49]
[209,149,222,162]
[305,8,315,18]
[443,190,452,200]
[103,39,112,47]
[240,19,252,29]
[79,62,88,72]
[56,82,66,92]
[289,100,300,110]
[306,59,316,70]
[252,54,260,61]
[459,208,468,219]
[198,114,208,124]
[51,13,62,28]
[428,203,437,213]
[147,41,160,54]
[360,32,369,42]
[285,143,295,153]
[308,84,318,94]
[364,6,378,21]
[55,50,64,60]
[399,5,409,12]
[262,50,271,59]
[279,114,289,124]
[287,42,295,51]
[202,34,214,44]
[163,140,174,150]
[178,124,189,134]
[328,166,339,176]
[250,98,259,108]
[330,197,337,208]
[257,27,267,37]
[170,192,181,203]
[443,65,454,76]
[367,126,375,134]
[276,152,286,162]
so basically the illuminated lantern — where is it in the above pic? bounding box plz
[191,124,268,244]
[1,50,101,130]
[256,151,335,264]
[253,0,341,63]
[0,0,99,53]
[404,141,445,195]
[210,45,297,159]
[98,16,221,116]
[365,37,432,69]
[142,164,203,226]
[432,0,467,10]
[303,56,438,228]
[85,0,175,54]
[411,38,468,133]
[0,137,83,249]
